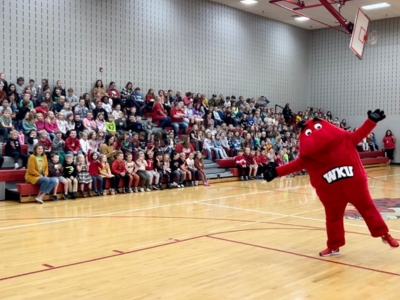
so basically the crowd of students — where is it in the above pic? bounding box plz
[0,74,393,203]
[25,142,210,203]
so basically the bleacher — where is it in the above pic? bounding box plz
[214,150,389,177]
[0,149,388,203]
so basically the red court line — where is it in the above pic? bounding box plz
[112,250,125,254]
[42,264,54,269]
[1,226,397,282]
[0,237,202,282]
[206,235,400,277]
[1,214,395,240]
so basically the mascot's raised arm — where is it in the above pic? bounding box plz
[264,109,399,257]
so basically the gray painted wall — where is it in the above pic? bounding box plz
[0,0,310,112]
[309,17,400,162]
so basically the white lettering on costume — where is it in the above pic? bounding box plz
[323,166,354,184]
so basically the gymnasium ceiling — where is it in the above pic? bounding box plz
[209,0,400,30]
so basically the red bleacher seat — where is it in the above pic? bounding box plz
[1,144,28,156]
[359,151,385,158]
[361,157,389,165]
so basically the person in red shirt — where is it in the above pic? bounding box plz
[235,149,249,181]
[111,151,130,193]
[145,88,156,110]
[65,130,82,155]
[255,149,268,179]
[244,147,258,180]
[175,135,195,158]
[382,130,396,163]
[106,81,121,108]
[34,101,49,118]
[38,130,52,156]
[182,92,193,106]
[88,151,104,196]
[145,151,160,190]
[152,96,171,129]
[170,100,188,136]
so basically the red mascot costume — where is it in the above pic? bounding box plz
[264,109,399,256]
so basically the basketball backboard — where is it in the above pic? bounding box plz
[350,9,370,60]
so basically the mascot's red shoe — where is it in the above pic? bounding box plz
[381,234,399,248]
[264,109,399,256]
[319,248,340,257]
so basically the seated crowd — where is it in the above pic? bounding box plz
[0,74,382,203]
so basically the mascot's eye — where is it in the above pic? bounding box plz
[305,129,312,136]
[314,123,322,130]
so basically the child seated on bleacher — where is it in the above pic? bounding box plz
[88,151,103,196]
[235,149,249,181]
[162,153,174,188]
[179,152,192,186]
[111,151,131,194]
[145,151,160,190]
[0,111,13,143]
[186,152,197,186]
[63,154,78,199]
[48,153,69,200]
[52,130,65,163]
[171,152,185,188]
[254,149,268,179]
[5,130,28,169]
[27,129,38,155]
[98,153,116,195]
[76,154,94,197]
[125,152,140,193]
[38,130,52,157]
[194,151,210,186]
[154,152,166,188]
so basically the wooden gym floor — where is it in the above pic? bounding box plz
[0,167,400,300]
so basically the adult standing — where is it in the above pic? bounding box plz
[283,103,292,124]
[383,130,396,163]
[0,73,8,93]
[25,144,57,204]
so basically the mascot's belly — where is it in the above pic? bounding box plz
[305,143,367,202]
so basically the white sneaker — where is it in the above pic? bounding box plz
[35,198,44,204]
[140,188,144,192]
[14,163,19,170]
[195,180,198,186]
[180,184,185,188]
[128,188,133,193]
[171,182,178,187]
[145,188,151,192]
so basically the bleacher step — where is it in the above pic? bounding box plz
[207,172,234,179]
[203,163,219,169]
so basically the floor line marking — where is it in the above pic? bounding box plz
[0,192,267,231]
[42,264,55,269]
[1,226,397,282]
[370,185,400,191]
[206,235,400,277]
[369,174,400,179]
[195,202,400,233]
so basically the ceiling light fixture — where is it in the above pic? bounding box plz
[240,0,258,4]
[294,16,310,21]
[362,2,391,10]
